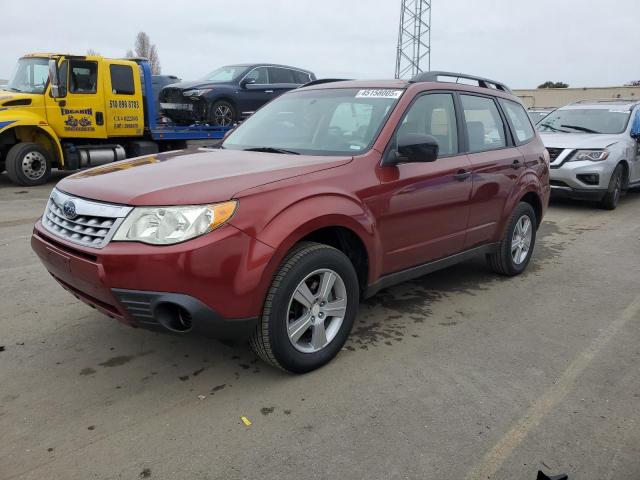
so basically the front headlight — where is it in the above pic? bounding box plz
[570,149,609,162]
[183,88,212,97]
[113,201,237,245]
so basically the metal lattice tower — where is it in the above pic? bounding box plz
[395,0,432,79]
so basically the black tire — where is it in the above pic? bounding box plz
[487,202,537,276]
[600,164,624,210]
[5,142,52,186]
[209,100,236,127]
[250,242,359,374]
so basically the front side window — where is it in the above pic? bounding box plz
[69,60,98,94]
[397,93,458,155]
[461,94,507,152]
[537,108,631,135]
[7,57,49,94]
[500,99,535,143]
[223,88,403,155]
[245,67,268,84]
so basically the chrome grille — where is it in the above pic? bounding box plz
[42,189,132,249]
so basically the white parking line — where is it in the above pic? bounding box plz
[464,293,640,480]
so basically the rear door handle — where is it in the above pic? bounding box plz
[454,169,472,181]
[511,159,522,169]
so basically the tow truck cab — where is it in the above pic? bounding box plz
[0,54,228,186]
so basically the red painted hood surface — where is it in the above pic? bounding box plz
[56,148,353,205]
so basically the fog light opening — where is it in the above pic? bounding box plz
[155,303,193,333]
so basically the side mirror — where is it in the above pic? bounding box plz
[383,133,439,166]
[48,59,61,98]
[240,78,256,88]
[630,111,640,140]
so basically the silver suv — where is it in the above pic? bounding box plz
[538,99,640,209]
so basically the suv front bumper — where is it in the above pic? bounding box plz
[31,221,273,339]
[550,158,615,201]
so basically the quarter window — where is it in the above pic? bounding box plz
[293,70,312,84]
[499,99,535,143]
[69,60,98,94]
[397,93,458,155]
[109,64,135,95]
[460,94,506,152]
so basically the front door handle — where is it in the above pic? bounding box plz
[511,159,522,169]
[454,169,472,181]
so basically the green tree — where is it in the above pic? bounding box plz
[538,81,569,89]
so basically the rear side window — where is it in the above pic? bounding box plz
[69,60,98,94]
[109,64,135,95]
[397,93,458,155]
[293,70,312,84]
[460,94,506,152]
[499,99,535,143]
[268,67,295,84]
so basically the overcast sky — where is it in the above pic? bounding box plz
[0,0,637,88]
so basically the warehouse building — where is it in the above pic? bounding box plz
[514,86,640,108]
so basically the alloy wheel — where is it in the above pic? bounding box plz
[213,105,233,126]
[511,215,532,265]
[286,269,347,353]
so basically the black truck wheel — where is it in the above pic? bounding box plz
[5,142,52,186]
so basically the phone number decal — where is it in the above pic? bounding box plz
[109,100,140,109]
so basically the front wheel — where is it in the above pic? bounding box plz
[600,164,624,210]
[487,202,537,276]
[5,142,52,186]
[209,100,236,127]
[250,242,359,373]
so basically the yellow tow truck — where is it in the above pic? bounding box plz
[0,53,230,186]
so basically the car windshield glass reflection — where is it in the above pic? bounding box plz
[222,88,403,156]
[538,108,631,134]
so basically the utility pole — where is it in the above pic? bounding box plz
[395,0,432,79]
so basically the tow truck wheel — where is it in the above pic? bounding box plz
[5,142,52,186]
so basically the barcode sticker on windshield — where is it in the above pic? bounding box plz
[356,89,403,99]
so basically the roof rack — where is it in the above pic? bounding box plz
[572,98,638,104]
[410,71,511,93]
[301,78,351,88]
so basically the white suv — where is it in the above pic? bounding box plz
[538,100,640,209]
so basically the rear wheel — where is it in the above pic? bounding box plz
[5,142,52,186]
[600,164,624,210]
[250,242,359,373]
[209,100,236,127]
[487,202,537,276]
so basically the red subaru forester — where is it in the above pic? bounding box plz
[32,72,550,373]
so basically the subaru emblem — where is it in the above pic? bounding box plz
[62,200,77,219]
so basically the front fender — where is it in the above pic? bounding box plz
[231,193,380,316]
[0,111,64,166]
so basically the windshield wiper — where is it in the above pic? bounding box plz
[561,124,601,134]
[243,146,300,155]
[538,123,567,133]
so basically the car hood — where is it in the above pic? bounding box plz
[163,80,232,90]
[56,148,352,206]
[539,132,623,149]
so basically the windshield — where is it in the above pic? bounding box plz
[7,57,50,94]
[538,108,631,134]
[200,65,248,82]
[528,111,551,125]
[223,88,403,155]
